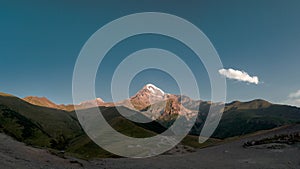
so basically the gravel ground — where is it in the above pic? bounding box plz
[1,125,300,169]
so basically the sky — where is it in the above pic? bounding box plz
[1,0,300,106]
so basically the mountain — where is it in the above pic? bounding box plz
[0,93,82,148]
[212,100,300,138]
[120,84,198,120]
[97,84,300,139]
[129,84,166,110]
[23,96,61,109]
[21,84,198,118]
[23,96,75,111]
[0,92,181,159]
[224,99,272,111]
[78,98,104,107]
[2,84,300,159]
[20,84,300,139]
[23,96,112,111]
[121,85,300,139]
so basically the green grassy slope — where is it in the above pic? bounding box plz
[212,101,300,138]
[66,106,167,159]
[0,104,51,146]
[0,93,170,159]
[0,94,82,137]
[0,93,83,149]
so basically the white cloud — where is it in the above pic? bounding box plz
[218,68,259,84]
[285,90,300,107]
[288,90,300,98]
[287,99,300,106]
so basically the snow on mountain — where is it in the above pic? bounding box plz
[128,84,167,110]
[144,84,165,97]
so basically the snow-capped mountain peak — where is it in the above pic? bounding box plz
[144,84,165,96]
[127,84,166,110]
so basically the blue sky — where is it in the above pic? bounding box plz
[1,0,300,106]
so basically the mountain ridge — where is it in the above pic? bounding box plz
[1,89,300,159]
[17,84,298,112]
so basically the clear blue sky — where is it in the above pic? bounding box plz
[1,0,300,106]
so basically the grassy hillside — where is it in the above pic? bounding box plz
[0,104,51,146]
[0,93,171,159]
[0,93,83,149]
[168,99,300,139]
[66,106,166,159]
[212,101,300,138]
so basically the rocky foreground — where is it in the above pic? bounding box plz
[1,125,299,169]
